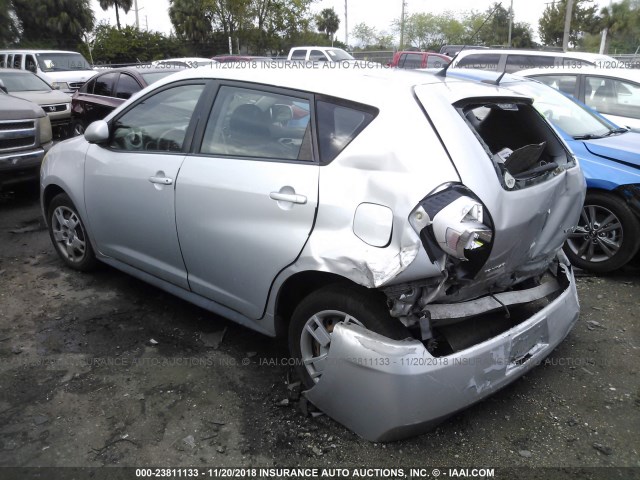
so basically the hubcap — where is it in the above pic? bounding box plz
[566,204,622,263]
[51,206,87,263]
[300,310,363,383]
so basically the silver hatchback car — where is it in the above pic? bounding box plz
[41,65,585,441]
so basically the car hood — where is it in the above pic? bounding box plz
[10,90,72,106]
[583,132,640,169]
[41,70,96,83]
[0,94,45,119]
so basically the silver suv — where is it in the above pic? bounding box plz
[1,90,53,188]
[40,65,585,441]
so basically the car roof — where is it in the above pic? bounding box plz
[454,48,618,63]
[519,66,640,81]
[94,65,185,75]
[145,64,531,108]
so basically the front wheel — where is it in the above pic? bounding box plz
[564,191,640,273]
[288,284,409,389]
[48,193,97,271]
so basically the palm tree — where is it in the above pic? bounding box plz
[99,0,133,30]
[316,7,340,42]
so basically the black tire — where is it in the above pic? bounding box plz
[564,191,640,273]
[288,284,409,389]
[47,193,98,271]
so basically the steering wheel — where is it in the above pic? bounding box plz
[153,127,185,151]
[119,128,144,150]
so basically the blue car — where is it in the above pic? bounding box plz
[441,69,640,273]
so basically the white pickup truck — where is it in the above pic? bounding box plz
[287,46,354,62]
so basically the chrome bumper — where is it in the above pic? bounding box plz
[305,263,579,442]
[0,148,45,172]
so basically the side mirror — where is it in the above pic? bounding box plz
[84,120,110,144]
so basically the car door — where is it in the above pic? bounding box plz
[87,72,119,124]
[176,83,318,319]
[84,81,208,289]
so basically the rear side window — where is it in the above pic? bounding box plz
[290,50,306,60]
[94,72,117,97]
[309,50,327,61]
[426,55,449,68]
[115,73,141,99]
[399,53,423,69]
[532,75,578,96]
[316,100,377,164]
[456,54,500,71]
[505,55,555,73]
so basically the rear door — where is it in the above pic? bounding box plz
[176,83,318,319]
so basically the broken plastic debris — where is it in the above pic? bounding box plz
[149,338,159,345]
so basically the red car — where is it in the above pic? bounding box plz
[389,51,451,69]
[70,65,185,135]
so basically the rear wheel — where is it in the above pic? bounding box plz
[288,284,409,389]
[48,193,97,271]
[564,191,640,273]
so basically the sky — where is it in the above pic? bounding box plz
[90,0,612,45]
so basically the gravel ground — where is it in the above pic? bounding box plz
[0,185,638,479]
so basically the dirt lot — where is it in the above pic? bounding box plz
[0,185,639,479]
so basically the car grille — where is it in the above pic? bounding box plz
[68,82,85,90]
[0,120,37,152]
[42,104,69,113]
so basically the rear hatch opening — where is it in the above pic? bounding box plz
[458,98,576,190]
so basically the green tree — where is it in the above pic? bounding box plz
[169,0,214,42]
[351,22,377,48]
[538,0,599,47]
[598,0,640,53]
[99,0,133,30]
[0,0,19,47]
[316,7,339,41]
[393,12,466,50]
[12,0,94,49]
[90,23,186,64]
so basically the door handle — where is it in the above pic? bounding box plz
[269,191,307,204]
[149,176,173,185]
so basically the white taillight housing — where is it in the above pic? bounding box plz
[409,184,493,264]
[431,197,492,259]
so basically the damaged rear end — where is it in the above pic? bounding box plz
[305,79,585,441]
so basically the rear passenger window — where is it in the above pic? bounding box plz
[399,53,423,69]
[456,54,500,71]
[532,75,577,96]
[200,86,312,161]
[115,73,141,99]
[291,50,306,60]
[309,50,327,61]
[316,100,377,164]
[94,72,117,97]
[505,55,554,73]
[426,55,449,68]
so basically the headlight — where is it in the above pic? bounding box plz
[409,184,494,270]
[39,116,53,144]
[52,82,69,90]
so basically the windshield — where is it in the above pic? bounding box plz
[0,71,52,91]
[506,79,614,138]
[326,49,354,61]
[36,53,92,72]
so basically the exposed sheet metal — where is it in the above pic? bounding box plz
[425,277,560,321]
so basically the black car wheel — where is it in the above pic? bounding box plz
[564,191,640,273]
